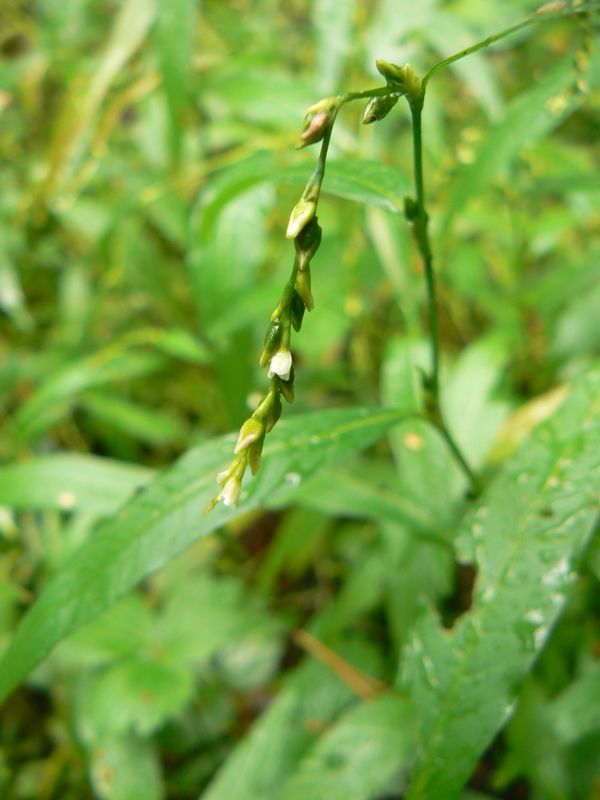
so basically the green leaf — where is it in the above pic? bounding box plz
[272,467,438,538]
[402,366,600,800]
[0,242,32,331]
[14,347,165,444]
[79,657,194,738]
[81,391,185,446]
[155,0,195,164]
[206,68,314,130]
[56,595,154,667]
[282,158,409,213]
[258,508,330,591]
[442,57,580,232]
[0,454,154,515]
[194,152,275,241]
[443,335,512,467]
[0,407,405,704]
[203,639,384,800]
[150,328,212,364]
[535,173,600,195]
[156,573,275,668]
[381,337,465,522]
[40,0,157,197]
[312,0,353,95]
[88,734,163,800]
[549,663,600,745]
[279,694,414,800]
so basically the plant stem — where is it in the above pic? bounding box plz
[409,97,439,397]
[408,94,481,496]
[422,1,600,90]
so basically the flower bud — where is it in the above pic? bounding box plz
[247,438,265,475]
[265,390,282,432]
[214,454,246,509]
[294,268,314,311]
[286,197,317,240]
[234,416,266,454]
[375,61,421,100]
[401,64,421,99]
[362,93,400,124]
[290,290,306,332]
[297,97,341,148]
[218,474,242,507]
[259,319,283,367]
[376,59,406,87]
[268,348,293,381]
[276,368,295,404]
[294,217,322,270]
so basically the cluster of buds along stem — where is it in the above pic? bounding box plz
[205,386,282,513]
[207,102,331,512]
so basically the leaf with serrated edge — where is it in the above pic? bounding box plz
[402,367,600,800]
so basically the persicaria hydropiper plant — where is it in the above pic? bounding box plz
[207,0,595,512]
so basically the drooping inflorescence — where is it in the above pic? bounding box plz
[206,64,428,512]
[206,100,342,512]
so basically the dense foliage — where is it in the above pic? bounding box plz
[0,1,598,798]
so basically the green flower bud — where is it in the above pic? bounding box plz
[375,60,421,101]
[265,390,282,432]
[247,437,265,475]
[259,319,283,367]
[290,290,306,332]
[376,59,406,87]
[276,367,295,403]
[297,96,341,148]
[286,196,317,240]
[362,93,400,124]
[401,64,421,99]
[234,416,266,454]
[294,217,322,270]
[294,267,314,312]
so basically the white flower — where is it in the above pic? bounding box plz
[218,475,242,507]
[268,349,293,381]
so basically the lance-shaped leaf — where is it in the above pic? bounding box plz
[0,407,405,705]
[402,366,600,800]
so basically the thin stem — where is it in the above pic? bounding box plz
[437,423,481,497]
[410,97,439,397]
[408,95,481,496]
[422,2,600,90]
[342,86,398,104]
[422,18,536,90]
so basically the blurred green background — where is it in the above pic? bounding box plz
[0,0,599,798]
